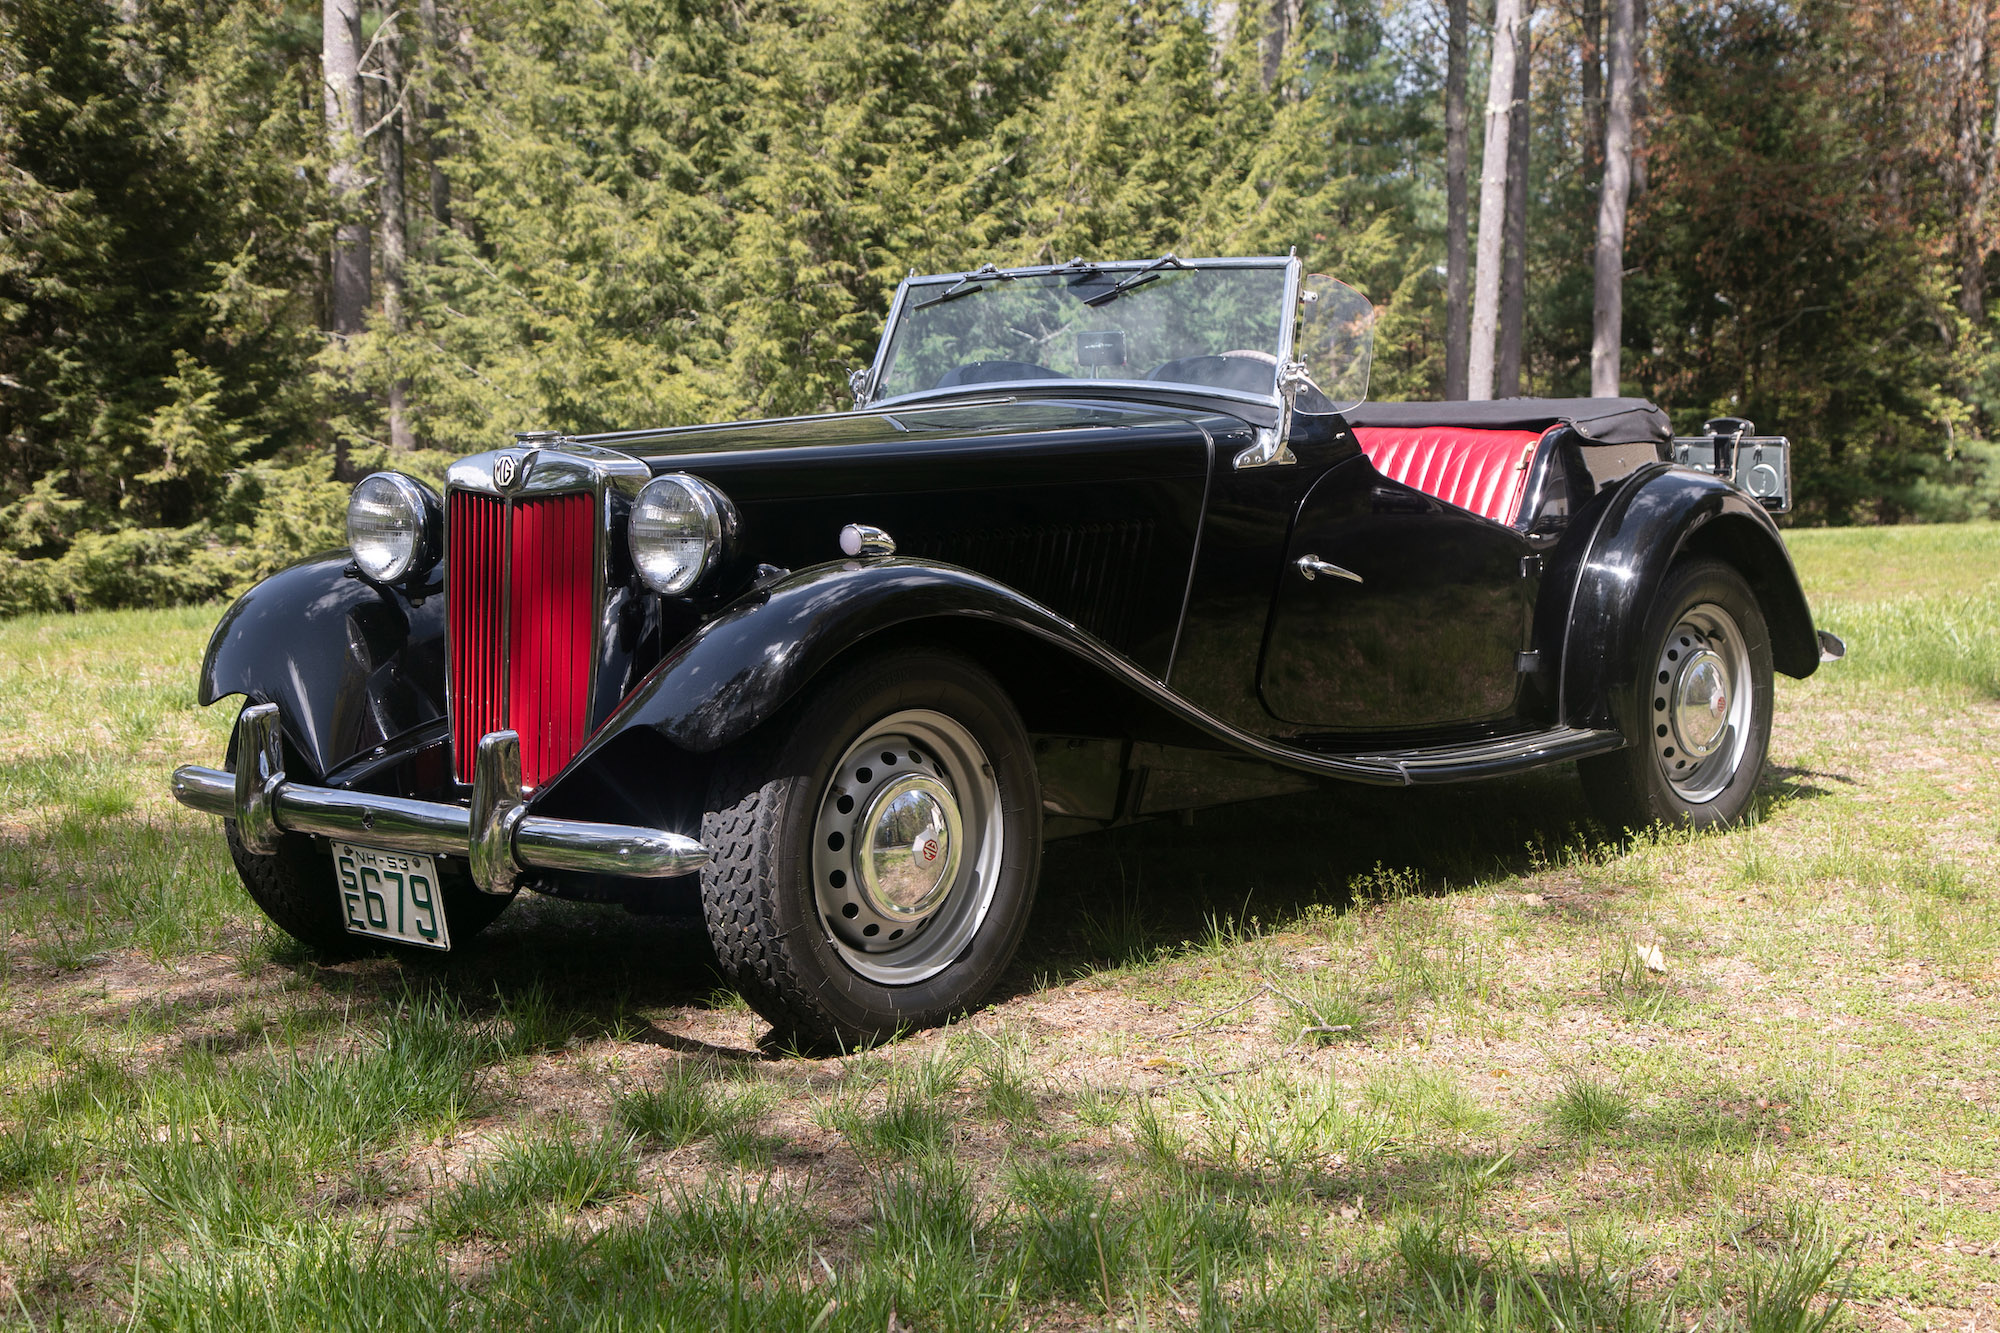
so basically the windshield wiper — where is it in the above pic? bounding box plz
[1081,252,1191,308]
[912,262,1013,311]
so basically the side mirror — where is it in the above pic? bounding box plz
[848,365,874,408]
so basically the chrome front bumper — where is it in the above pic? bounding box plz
[169,703,711,896]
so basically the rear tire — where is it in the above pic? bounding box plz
[699,648,1042,1050]
[1578,558,1774,832]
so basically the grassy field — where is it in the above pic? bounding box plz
[1,524,1995,1331]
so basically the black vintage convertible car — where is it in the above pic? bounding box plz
[171,254,1841,1045]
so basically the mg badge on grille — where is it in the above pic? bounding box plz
[493,450,535,491]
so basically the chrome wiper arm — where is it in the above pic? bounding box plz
[1081,252,1191,308]
[912,261,1014,311]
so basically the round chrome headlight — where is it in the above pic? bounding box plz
[347,472,439,583]
[629,473,728,595]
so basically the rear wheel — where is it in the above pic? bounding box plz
[1579,559,1774,832]
[700,648,1041,1049]
[222,710,512,954]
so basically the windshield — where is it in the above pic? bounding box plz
[872,262,1292,402]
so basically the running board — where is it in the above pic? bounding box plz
[1313,726,1626,786]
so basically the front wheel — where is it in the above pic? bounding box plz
[700,648,1042,1049]
[1578,558,1774,832]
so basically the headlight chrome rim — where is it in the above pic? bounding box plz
[629,473,729,596]
[347,472,440,584]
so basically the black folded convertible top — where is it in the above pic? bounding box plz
[1341,397,1671,446]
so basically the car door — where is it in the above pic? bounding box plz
[1257,455,1534,733]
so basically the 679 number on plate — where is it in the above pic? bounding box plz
[333,842,451,950]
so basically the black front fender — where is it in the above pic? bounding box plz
[199,552,448,779]
[568,558,1146,762]
[1560,466,1819,730]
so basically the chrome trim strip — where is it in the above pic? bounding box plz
[874,381,1287,415]
[911,255,1292,285]
[171,707,711,885]
[855,277,912,410]
[1160,414,1214,687]
[1335,725,1626,785]
[1274,255,1303,372]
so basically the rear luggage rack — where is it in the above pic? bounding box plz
[1672,416,1792,513]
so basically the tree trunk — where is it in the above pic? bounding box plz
[1498,7,1533,398]
[1210,0,1239,67]
[1260,0,1299,92]
[1977,65,2000,322]
[1590,0,1636,397]
[1444,0,1471,400]
[378,3,413,450]
[417,0,452,230]
[1628,0,1649,200]
[324,0,369,338]
[1581,0,1604,176]
[1469,0,1526,401]
[1952,0,1996,321]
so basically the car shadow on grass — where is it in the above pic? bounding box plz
[238,890,743,1055]
[1017,763,1598,982]
[240,768,1595,1044]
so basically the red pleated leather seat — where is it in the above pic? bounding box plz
[1351,425,1550,526]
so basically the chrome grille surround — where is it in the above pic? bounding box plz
[444,440,649,790]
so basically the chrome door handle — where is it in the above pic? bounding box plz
[1296,554,1362,583]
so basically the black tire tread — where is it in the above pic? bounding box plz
[226,820,362,954]
[699,740,830,1041]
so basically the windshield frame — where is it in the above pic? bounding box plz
[858,255,1303,411]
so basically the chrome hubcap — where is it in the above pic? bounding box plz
[1671,649,1730,757]
[811,709,1002,985]
[1649,603,1753,803]
[856,774,961,920]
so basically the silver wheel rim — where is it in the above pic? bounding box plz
[810,709,1003,985]
[1649,602,1754,804]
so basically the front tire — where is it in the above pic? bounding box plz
[1579,558,1774,832]
[700,648,1042,1049]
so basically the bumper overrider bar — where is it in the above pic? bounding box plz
[170,703,711,896]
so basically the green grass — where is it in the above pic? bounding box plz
[1549,1073,1633,1140]
[1786,521,2000,696]
[423,1125,637,1240]
[2,524,1997,1327]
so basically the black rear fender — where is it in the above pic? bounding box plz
[1559,466,1819,731]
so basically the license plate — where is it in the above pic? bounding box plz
[333,842,451,950]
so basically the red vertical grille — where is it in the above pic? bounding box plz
[448,489,596,789]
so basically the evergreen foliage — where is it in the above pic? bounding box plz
[2,0,1996,612]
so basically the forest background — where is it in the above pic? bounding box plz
[4,0,2000,615]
